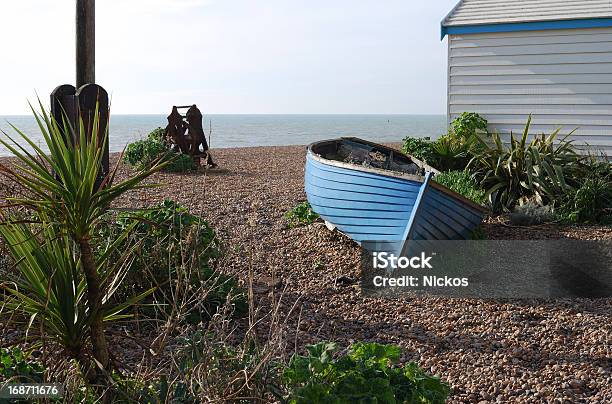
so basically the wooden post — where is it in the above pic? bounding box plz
[76,0,95,87]
[50,85,77,145]
[77,84,109,188]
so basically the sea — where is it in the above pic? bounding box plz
[0,114,446,157]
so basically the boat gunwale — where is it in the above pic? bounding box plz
[307,137,489,215]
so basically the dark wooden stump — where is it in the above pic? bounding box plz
[50,83,109,189]
[50,84,77,146]
[77,84,109,187]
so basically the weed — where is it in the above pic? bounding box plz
[285,202,319,228]
[283,342,449,403]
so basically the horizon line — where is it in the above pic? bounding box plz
[0,112,447,117]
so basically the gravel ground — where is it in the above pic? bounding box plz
[109,145,612,403]
[3,145,612,402]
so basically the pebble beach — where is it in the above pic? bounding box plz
[1,144,611,402]
[108,145,612,403]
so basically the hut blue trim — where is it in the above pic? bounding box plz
[441,17,612,39]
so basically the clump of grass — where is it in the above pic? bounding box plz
[115,266,296,403]
[434,170,486,205]
[285,202,319,228]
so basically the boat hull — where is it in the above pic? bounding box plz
[305,140,487,247]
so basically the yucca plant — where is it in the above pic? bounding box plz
[0,220,150,360]
[0,101,169,375]
[468,115,581,212]
[431,134,474,171]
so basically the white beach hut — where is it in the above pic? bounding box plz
[441,0,612,155]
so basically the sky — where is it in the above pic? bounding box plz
[0,0,458,115]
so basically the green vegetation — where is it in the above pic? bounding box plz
[0,222,149,361]
[434,170,486,205]
[168,152,198,172]
[0,347,45,383]
[1,102,608,402]
[102,199,247,319]
[401,136,437,164]
[0,106,253,400]
[124,127,197,172]
[124,127,167,167]
[283,342,449,404]
[285,201,319,227]
[0,102,167,380]
[172,330,283,401]
[431,135,474,172]
[450,112,488,141]
[87,340,449,402]
[402,113,611,223]
[403,113,488,171]
[469,116,580,212]
[556,159,612,224]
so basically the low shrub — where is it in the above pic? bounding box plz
[403,113,488,171]
[556,160,612,223]
[1,221,146,361]
[0,347,45,383]
[285,202,319,228]
[401,136,436,164]
[451,112,488,141]
[123,131,168,168]
[0,104,173,385]
[166,153,197,172]
[283,342,449,404]
[124,128,196,172]
[101,200,246,319]
[105,372,199,404]
[434,170,486,205]
[511,201,556,226]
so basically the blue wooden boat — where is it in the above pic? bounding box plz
[305,138,488,251]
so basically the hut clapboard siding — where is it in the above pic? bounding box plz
[448,27,612,154]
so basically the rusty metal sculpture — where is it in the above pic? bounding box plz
[165,106,189,154]
[164,104,216,167]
